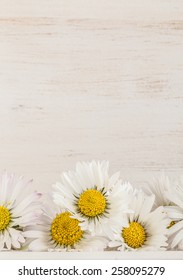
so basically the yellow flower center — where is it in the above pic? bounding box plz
[0,206,11,231]
[122,222,146,249]
[167,221,176,229]
[78,189,106,218]
[51,212,83,246]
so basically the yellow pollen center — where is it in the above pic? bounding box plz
[167,221,176,229]
[0,206,11,231]
[51,212,83,246]
[122,222,146,249]
[78,189,106,217]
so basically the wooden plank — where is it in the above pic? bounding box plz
[0,251,182,260]
[0,1,183,192]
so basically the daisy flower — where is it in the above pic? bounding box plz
[52,161,132,237]
[144,174,183,249]
[0,171,41,251]
[108,188,168,251]
[29,196,108,251]
[164,177,183,250]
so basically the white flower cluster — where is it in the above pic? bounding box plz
[0,161,183,251]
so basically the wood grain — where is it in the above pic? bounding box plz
[0,1,183,192]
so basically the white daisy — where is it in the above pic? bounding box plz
[108,188,168,251]
[144,174,183,249]
[0,171,41,250]
[164,177,183,250]
[29,196,108,251]
[52,161,132,237]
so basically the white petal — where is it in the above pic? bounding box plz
[29,238,48,251]
[168,220,183,235]
[108,240,121,247]
[23,231,45,238]
[171,230,183,248]
[12,192,37,216]
[108,172,120,187]
[4,230,11,250]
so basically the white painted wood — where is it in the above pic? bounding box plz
[0,251,182,260]
[0,0,183,193]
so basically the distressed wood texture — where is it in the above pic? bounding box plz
[0,0,183,192]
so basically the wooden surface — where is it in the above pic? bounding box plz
[0,0,183,193]
[0,251,182,260]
